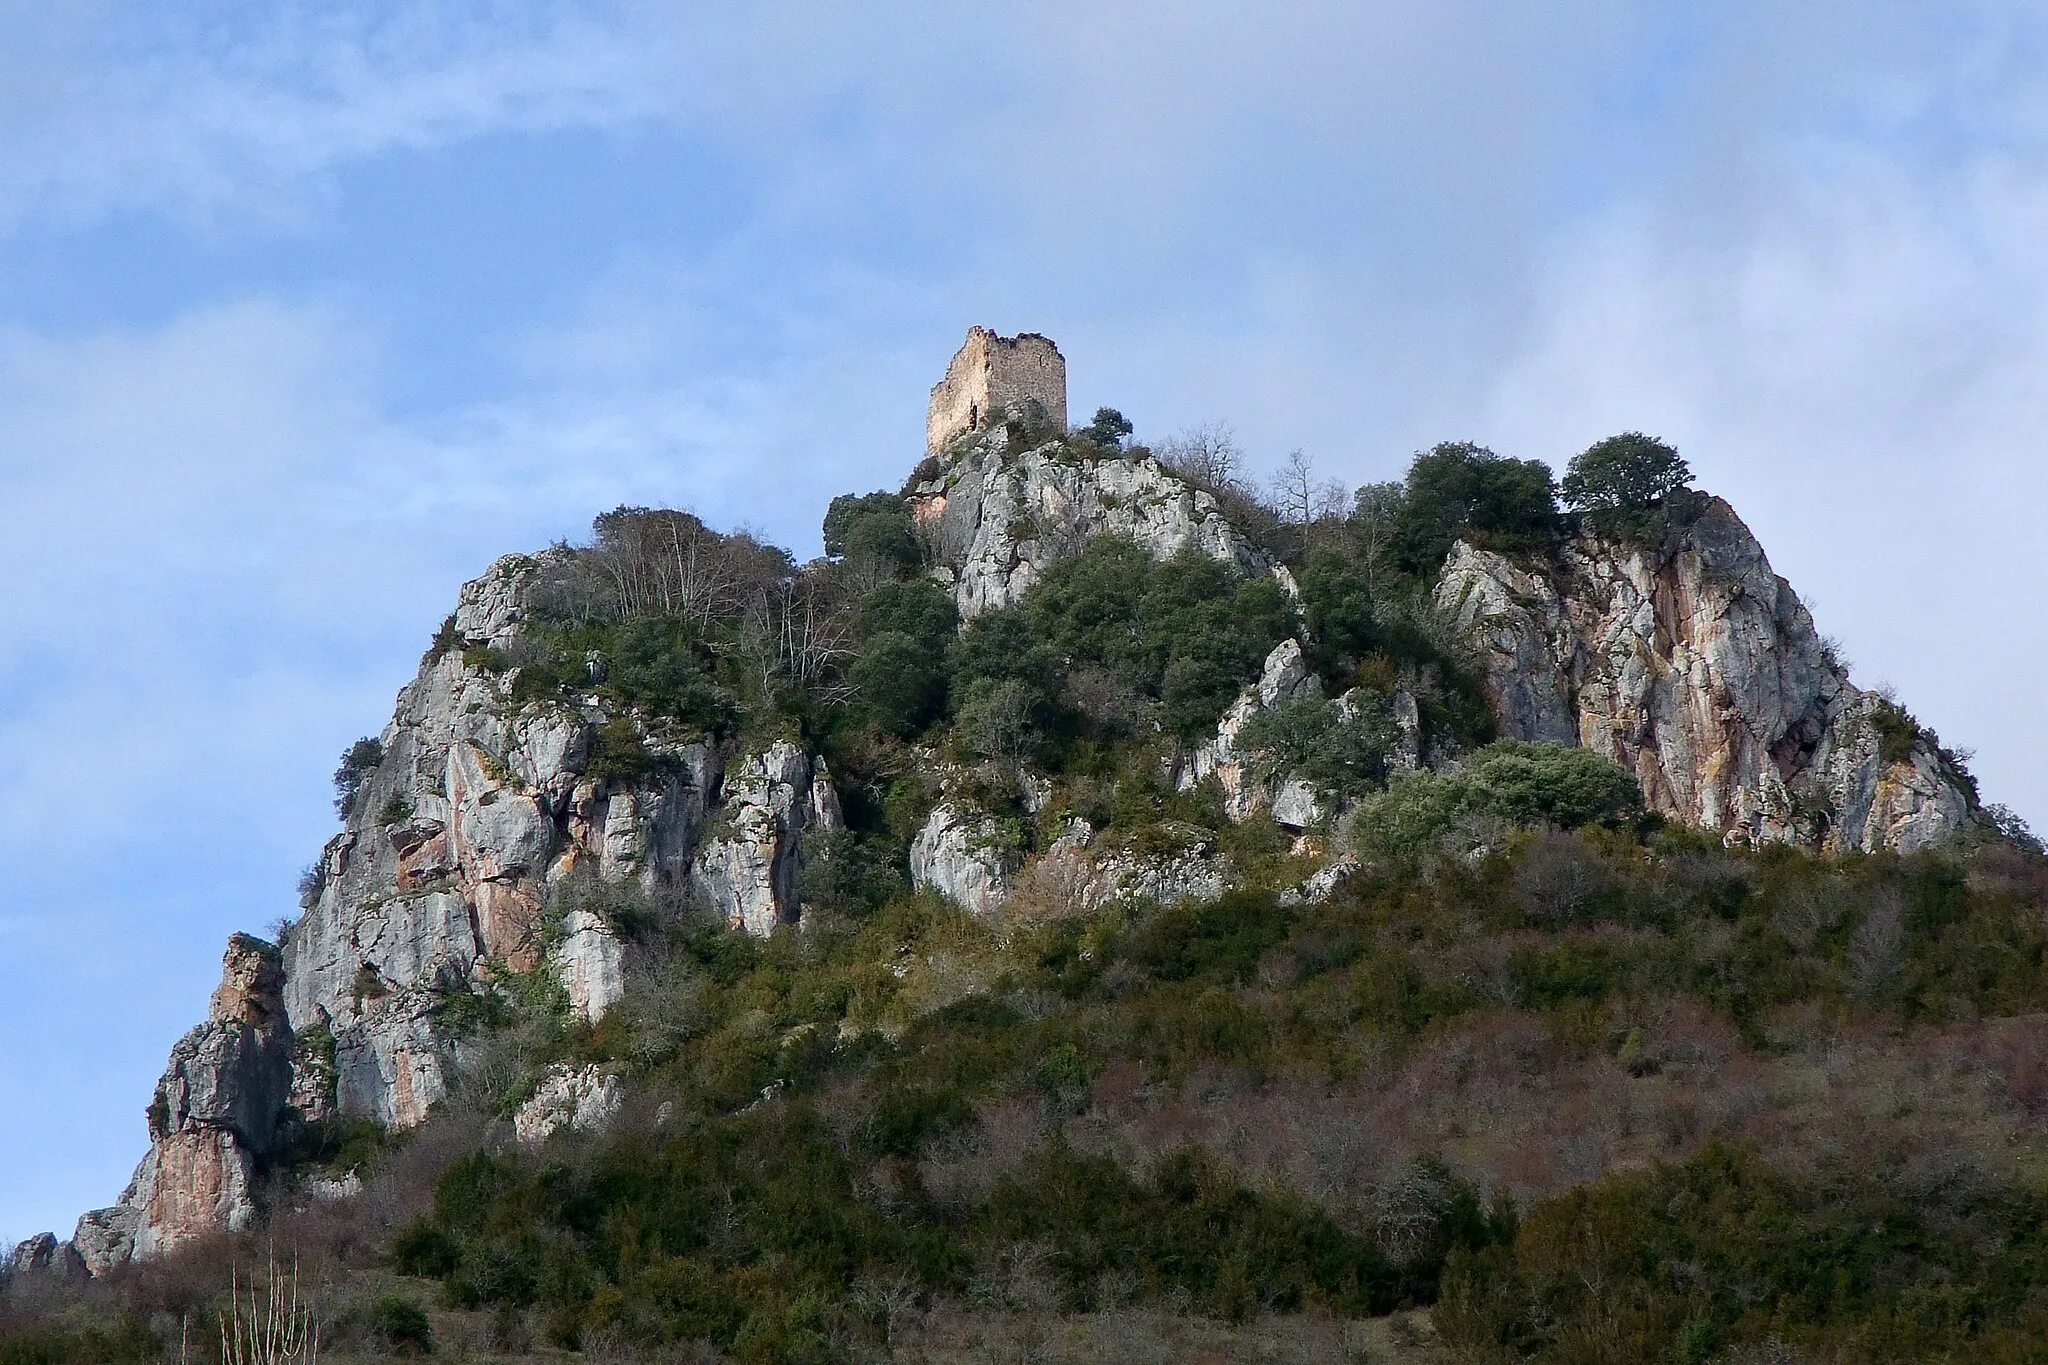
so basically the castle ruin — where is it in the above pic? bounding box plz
[926,327,1067,454]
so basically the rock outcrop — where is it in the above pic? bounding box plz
[910,803,1022,916]
[1176,640,1325,825]
[909,431,1269,618]
[72,935,294,1267]
[692,742,843,935]
[76,344,1985,1274]
[512,1063,624,1145]
[1435,498,1975,852]
[81,553,847,1270]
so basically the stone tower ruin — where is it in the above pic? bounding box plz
[926,327,1067,454]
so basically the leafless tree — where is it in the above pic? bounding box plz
[1268,449,1349,553]
[1157,420,1245,492]
[772,567,859,701]
[588,507,783,626]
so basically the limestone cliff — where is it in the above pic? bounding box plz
[1434,497,1975,852]
[72,935,292,1273]
[72,553,845,1270]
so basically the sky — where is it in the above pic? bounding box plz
[1,1,2044,1243]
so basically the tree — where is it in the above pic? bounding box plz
[822,492,921,574]
[1297,547,1375,664]
[1269,449,1347,527]
[334,737,384,818]
[1349,481,1405,589]
[1158,421,1244,491]
[1561,433,1693,514]
[1392,442,1560,572]
[1085,406,1134,451]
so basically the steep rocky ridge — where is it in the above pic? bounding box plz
[69,553,846,1271]
[1434,496,1975,852]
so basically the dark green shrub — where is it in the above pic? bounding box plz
[367,1295,435,1354]
[796,828,908,917]
[1236,694,1400,800]
[823,491,921,572]
[587,717,664,784]
[333,736,384,817]
[1128,889,1294,984]
[853,630,948,737]
[1394,441,1561,572]
[1296,546,1376,665]
[1869,698,1920,764]
[390,1218,463,1277]
[1462,741,1644,830]
[858,1083,973,1157]
[953,537,1293,747]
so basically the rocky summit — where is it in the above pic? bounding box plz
[41,333,1993,1292]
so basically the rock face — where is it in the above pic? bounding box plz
[82,554,847,1270]
[1435,499,1975,852]
[72,935,294,1267]
[691,743,844,935]
[909,434,1268,619]
[1176,640,1325,824]
[910,803,1022,916]
[512,1063,624,1145]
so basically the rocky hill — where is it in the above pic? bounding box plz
[51,403,1987,1274]
[8,350,2033,1365]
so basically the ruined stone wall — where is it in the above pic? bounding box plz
[926,327,1067,453]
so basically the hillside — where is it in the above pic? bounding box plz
[3,334,2042,1364]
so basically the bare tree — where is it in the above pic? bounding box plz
[1269,449,1347,525]
[1157,421,1245,492]
[587,507,774,626]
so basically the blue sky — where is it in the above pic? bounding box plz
[3,1,2045,1242]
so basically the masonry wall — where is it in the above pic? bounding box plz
[926,327,1067,454]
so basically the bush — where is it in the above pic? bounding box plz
[1560,431,1692,514]
[367,1296,436,1354]
[1235,694,1400,799]
[1296,547,1376,666]
[1462,741,1644,830]
[823,491,922,573]
[949,538,1295,751]
[1394,442,1560,572]
[1437,1140,2048,1362]
[1349,741,1643,856]
[853,580,958,736]
[333,737,384,818]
